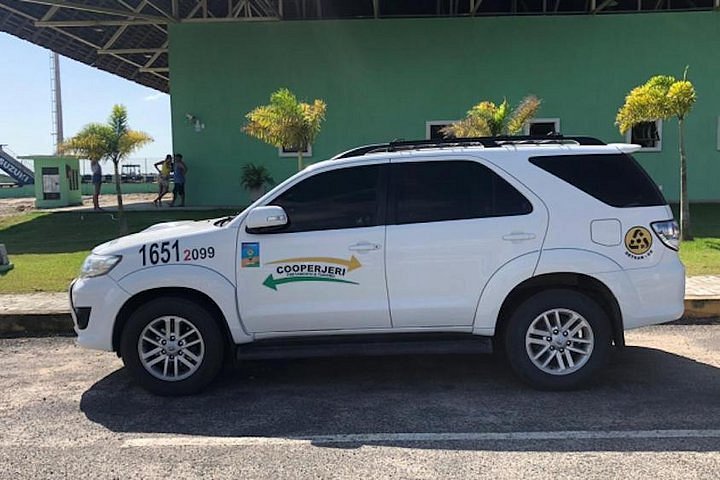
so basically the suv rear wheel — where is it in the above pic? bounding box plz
[120,297,225,396]
[504,289,611,390]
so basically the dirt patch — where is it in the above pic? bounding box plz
[0,198,35,217]
[0,193,159,218]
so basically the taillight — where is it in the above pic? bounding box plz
[651,220,680,251]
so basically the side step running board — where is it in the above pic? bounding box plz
[236,333,493,361]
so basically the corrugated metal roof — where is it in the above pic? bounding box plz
[1,1,715,93]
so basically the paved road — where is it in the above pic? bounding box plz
[1,325,719,479]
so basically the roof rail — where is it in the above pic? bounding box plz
[331,143,390,159]
[492,135,606,146]
[332,135,606,159]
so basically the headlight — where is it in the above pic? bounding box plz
[651,220,680,251]
[80,254,122,278]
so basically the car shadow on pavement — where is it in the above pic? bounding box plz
[80,347,720,452]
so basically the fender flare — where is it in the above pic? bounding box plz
[472,252,540,336]
[473,249,624,337]
[534,248,622,276]
[115,264,251,344]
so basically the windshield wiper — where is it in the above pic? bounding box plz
[213,215,236,227]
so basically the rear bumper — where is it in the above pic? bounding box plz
[596,252,685,330]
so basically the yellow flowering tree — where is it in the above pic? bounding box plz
[616,70,697,240]
[441,95,542,138]
[243,88,327,171]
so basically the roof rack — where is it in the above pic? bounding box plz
[332,134,606,159]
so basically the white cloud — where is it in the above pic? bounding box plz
[143,92,166,102]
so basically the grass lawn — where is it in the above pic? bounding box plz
[671,204,720,276]
[679,238,720,276]
[0,208,237,293]
[1,204,720,294]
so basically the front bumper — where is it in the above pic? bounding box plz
[69,275,131,351]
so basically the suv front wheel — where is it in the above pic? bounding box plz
[120,297,225,396]
[504,289,611,390]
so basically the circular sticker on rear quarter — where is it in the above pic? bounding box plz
[624,226,653,256]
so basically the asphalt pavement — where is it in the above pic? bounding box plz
[1,325,719,479]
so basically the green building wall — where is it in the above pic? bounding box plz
[169,11,720,206]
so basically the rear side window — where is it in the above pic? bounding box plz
[391,161,532,225]
[529,153,666,208]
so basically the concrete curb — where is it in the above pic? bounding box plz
[683,298,720,320]
[1,298,719,338]
[0,313,74,337]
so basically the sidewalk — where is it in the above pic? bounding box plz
[684,275,720,299]
[1,276,719,336]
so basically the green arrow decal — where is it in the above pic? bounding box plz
[263,274,359,290]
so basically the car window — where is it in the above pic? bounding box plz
[391,160,532,225]
[270,164,384,233]
[529,153,666,208]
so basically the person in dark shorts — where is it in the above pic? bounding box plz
[90,159,102,211]
[170,153,188,207]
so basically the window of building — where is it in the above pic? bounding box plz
[391,161,532,225]
[270,165,383,233]
[625,120,662,151]
[529,153,666,208]
[524,118,560,136]
[278,145,312,157]
[425,121,456,140]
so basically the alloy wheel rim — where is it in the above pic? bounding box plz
[525,308,594,376]
[138,316,205,382]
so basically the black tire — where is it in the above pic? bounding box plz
[120,297,225,396]
[504,289,611,390]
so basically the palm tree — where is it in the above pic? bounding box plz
[62,105,153,234]
[243,88,327,171]
[616,70,696,240]
[441,95,542,138]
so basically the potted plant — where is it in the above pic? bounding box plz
[241,163,275,201]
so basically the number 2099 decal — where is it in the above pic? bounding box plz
[139,240,215,266]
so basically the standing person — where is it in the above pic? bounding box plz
[152,154,173,207]
[170,153,188,207]
[90,159,102,211]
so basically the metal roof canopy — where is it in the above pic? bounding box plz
[1,0,718,93]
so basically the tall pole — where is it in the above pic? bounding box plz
[52,52,64,153]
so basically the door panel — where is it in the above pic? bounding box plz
[236,163,391,333]
[386,159,547,328]
[237,227,390,333]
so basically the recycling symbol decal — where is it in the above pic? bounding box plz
[624,226,653,259]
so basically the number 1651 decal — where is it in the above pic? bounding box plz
[139,240,215,266]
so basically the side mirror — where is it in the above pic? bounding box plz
[245,206,288,233]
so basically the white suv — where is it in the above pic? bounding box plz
[69,136,685,395]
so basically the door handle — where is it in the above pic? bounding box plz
[502,232,536,242]
[349,242,381,252]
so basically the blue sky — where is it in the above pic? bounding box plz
[0,33,172,165]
